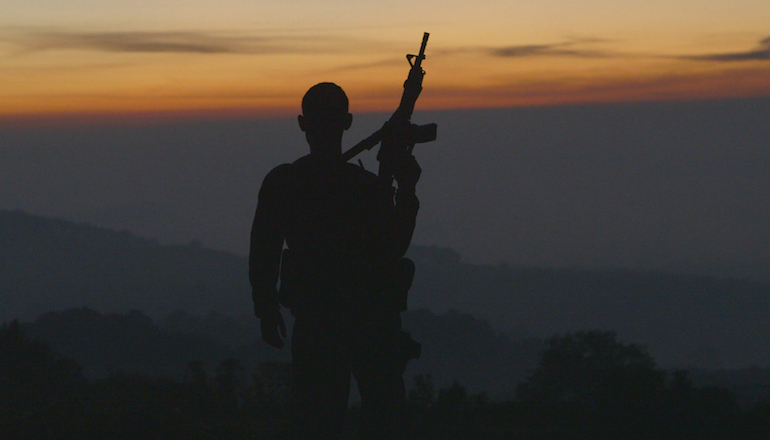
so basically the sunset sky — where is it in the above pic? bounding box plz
[2,0,769,122]
[2,0,770,338]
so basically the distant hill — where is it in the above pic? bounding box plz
[3,209,770,369]
[16,307,770,405]
[407,246,770,369]
[19,307,541,399]
[0,209,252,321]
[21,308,284,380]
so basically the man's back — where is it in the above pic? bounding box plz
[249,82,420,439]
[282,154,394,264]
[258,153,410,317]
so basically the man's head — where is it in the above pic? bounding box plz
[298,82,353,156]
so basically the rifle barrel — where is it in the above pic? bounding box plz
[419,33,429,58]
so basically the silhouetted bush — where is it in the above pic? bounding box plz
[515,331,742,439]
[0,321,88,439]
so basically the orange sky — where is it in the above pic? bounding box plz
[2,1,769,124]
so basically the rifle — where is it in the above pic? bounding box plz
[342,35,431,363]
[341,32,437,185]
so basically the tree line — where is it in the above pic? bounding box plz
[3,321,769,439]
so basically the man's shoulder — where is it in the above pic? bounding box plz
[291,154,379,182]
[263,162,298,183]
[341,161,378,181]
[259,163,299,198]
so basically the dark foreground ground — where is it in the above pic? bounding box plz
[3,322,770,440]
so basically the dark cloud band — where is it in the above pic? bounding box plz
[490,41,612,58]
[687,36,770,62]
[2,30,301,55]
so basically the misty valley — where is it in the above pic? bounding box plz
[2,209,770,438]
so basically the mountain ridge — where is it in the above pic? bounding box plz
[2,209,769,369]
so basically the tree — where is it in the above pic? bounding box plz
[0,321,86,435]
[409,374,435,408]
[518,330,665,407]
[214,358,246,413]
[516,330,667,439]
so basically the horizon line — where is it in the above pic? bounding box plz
[1,93,768,129]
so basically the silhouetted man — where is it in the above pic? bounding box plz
[250,82,420,439]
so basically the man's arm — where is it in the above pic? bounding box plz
[389,154,421,258]
[249,165,292,348]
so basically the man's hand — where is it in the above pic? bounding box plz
[393,154,421,190]
[260,308,286,349]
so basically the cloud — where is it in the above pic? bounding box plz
[1,29,312,55]
[481,36,770,63]
[490,40,613,58]
[324,58,406,73]
[686,36,770,62]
